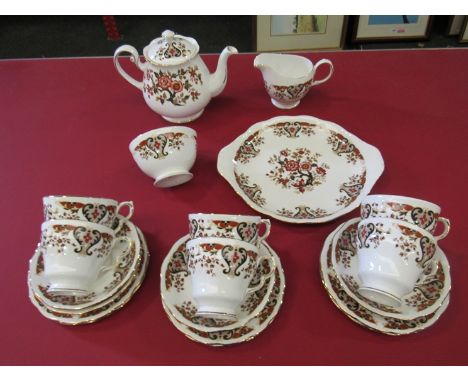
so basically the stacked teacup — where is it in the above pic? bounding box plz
[40,196,135,297]
[186,213,276,321]
[356,195,450,308]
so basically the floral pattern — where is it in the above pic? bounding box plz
[267,148,329,194]
[134,132,186,160]
[157,40,190,60]
[44,202,117,226]
[271,121,316,138]
[327,131,364,164]
[189,219,259,244]
[143,66,203,106]
[234,173,266,207]
[394,225,436,267]
[165,241,189,292]
[41,224,112,258]
[361,201,439,233]
[265,80,313,103]
[336,172,367,207]
[276,206,329,219]
[187,243,257,279]
[234,131,265,164]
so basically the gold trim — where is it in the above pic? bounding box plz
[331,218,451,319]
[161,240,285,346]
[160,235,277,333]
[216,115,384,224]
[29,226,141,312]
[28,227,150,325]
[320,228,450,335]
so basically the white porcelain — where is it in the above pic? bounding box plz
[162,240,285,346]
[31,219,140,311]
[217,115,384,224]
[357,217,438,307]
[320,222,450,335]
[43,195,134,231]
[361,194,450,238]
[254,53,333,109]
[129,126,197,188]
[161,234,276,332]
[28,225,149,325]
[40,220,133,296]
[186,237,275,321]
[188,213,271,245]
[114,30,238,123]
[332,218,451,320]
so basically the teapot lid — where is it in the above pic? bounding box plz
[144,30,199,66]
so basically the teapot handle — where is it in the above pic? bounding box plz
[113,45,144,90]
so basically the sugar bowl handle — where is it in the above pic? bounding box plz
[113,45,144,90]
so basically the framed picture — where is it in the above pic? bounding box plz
[459,17,468,43]
[353,16,433,42]
[447,15,465,36]
[254,16,347,52]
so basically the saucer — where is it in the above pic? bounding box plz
[162,240,285,346]
[320,223,449,335]
[28,226,149,325]
[161,234,277,332]
[332,218,451,320]
[217,115,384,223]
[30,220,141,312]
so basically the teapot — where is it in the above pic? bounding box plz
[114,30,238,123]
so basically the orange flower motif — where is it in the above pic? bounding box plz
[158,75,172,89]
[172,80,183,93]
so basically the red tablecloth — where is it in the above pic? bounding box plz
[1,49,467,365]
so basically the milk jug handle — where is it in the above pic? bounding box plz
[312,59,334,86]
[113,45,144,90]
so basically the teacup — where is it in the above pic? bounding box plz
[254,53,333,109]
[360,194,450,239]
[356,217,438,307]
[188,213,271,245]
[129,126,197,188]
[43,195,134,232]
[185,237,276,321]
[41,219,133,296]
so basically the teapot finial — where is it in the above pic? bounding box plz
[162,30,175,44]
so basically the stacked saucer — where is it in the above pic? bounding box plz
[320,217,451,335]
[28,196,149,325]
[160,234,285,346]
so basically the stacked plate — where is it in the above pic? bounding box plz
[28,220,149,325]
[320,218,451,335]
[160,234,285,346]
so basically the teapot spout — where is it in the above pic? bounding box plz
[209,46,238,98]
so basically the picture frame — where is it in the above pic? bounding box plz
[447,15,465,36]
[459,17,468,43]
[353,15,433,42]
[254,16,347,52]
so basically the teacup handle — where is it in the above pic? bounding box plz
[100,237,134,273]
[311,59,334,86]
[257,219,271,242]
[113,201,135,233]
[113,45,144,90]
[246,254,276,294]
[433,217,451,241]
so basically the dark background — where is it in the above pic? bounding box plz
[0,15,466,59]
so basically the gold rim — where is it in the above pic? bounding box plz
[160,235,276,333]
[320,230,450,335]
[161,241,285,346]
[28,227,150,325]
[331,218,451,319]
[29,226,141,312]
